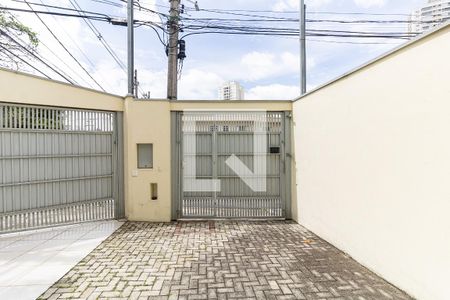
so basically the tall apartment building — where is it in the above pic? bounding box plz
[409,0,450,33]
[218,81,245,100]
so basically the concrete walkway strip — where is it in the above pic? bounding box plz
[0,220,123,300]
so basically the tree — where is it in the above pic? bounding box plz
[0,9,39,70]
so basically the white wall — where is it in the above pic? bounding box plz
[293,25,450,300]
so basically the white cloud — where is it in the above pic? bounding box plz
[353,0,387,8]
[179,69,224,99]
[230,51,299,81]
[136,68,167,98]
[91,60,127,95]
[124,0,161,24]
[246,84,300,100]
[170,49,310,99]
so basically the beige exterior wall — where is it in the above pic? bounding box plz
[0,68,124,111]
[292,25,450,300]
[123,99,172,222]
[123,99,293,222]
[0,69,294,223]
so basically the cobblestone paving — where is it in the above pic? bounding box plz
[40,221,412,300]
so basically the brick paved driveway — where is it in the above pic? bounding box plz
[40,221,412,300]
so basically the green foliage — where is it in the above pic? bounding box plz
[0,9,38,46]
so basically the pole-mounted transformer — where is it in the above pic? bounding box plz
[178,40,186,60]
[165,40,186,60]
[167,0,198,100]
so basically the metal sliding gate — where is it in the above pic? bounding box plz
[172,111,291,219]
[0,103,124,233]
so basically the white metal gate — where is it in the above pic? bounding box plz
[172,111,291,219]
[0,103,124,233]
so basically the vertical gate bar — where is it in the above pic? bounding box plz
[19,131,24,212]
[8,106,12,128]
[31,107,34,129]
[38,108,42,130]
[91,198,95,221]
[14,106,18,128]
[212,129,217,218]
[94,133,98,208]
[27,111,31,215]
[264,196,267,217]
[18,106,22,129]
[11,133,15,215]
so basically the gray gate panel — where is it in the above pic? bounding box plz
[0,104,121,233]
[173,111,290,219]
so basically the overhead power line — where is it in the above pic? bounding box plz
[181,6,412,17]
[117,0,169,18]
[74,0,150,99]
[1,5,421,41]
[35,0,105,88]
[180,16,438,24]
[22,1,106,91]
[0,29,76,83]
[69,0,126,71]
[307,38,401,45]
[6,11,82,85]
[3,5,111,21]
[1,0,431,97]
[91,0,123,8]
[7,28,81,84]
[0,43,52,79]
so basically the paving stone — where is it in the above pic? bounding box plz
[39,221,412,300]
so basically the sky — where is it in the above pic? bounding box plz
[2,0,429,100]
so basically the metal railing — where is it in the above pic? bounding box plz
[0,103,119,233]
[175,111,288,219]
[0,198,115,233]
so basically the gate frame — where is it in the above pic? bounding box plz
[114,111,125,219]
[0,102,125,233]
[171,111,292,220]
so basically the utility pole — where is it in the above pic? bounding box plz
[299,0,306,95]
[167,0,181,100]
[127,0,134,96]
